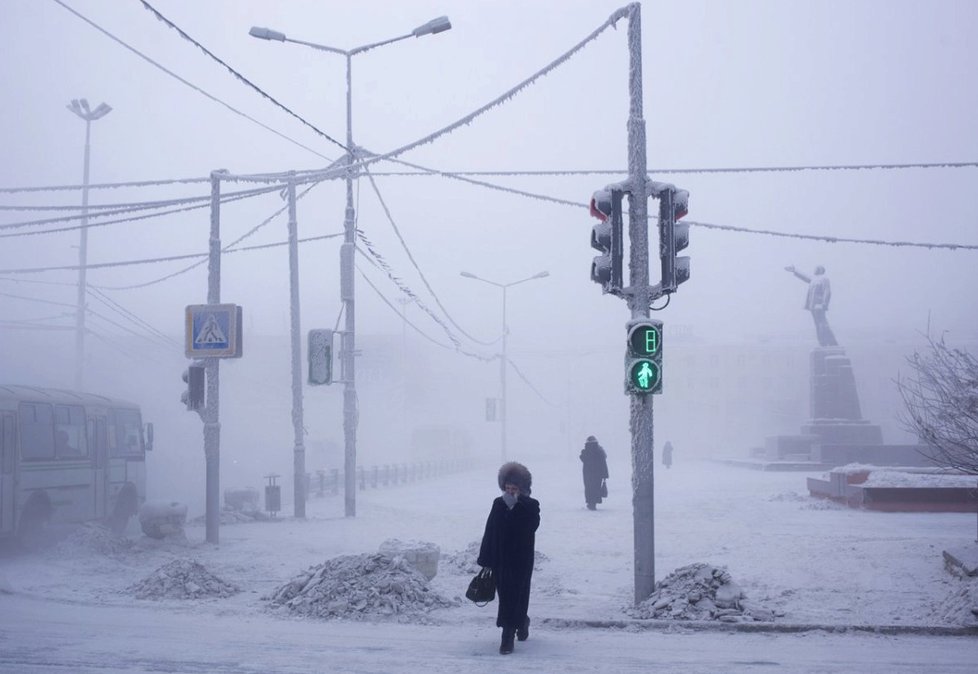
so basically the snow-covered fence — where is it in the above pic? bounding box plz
[307,458,470,500]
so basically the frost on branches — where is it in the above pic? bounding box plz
[898,335,978,474]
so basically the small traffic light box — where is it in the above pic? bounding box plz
[658,185,690,294]
[308,329,334,385]
[625,319,663,395]
[589,188,624,294]
[181,364,205,411]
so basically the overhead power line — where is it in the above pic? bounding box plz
[134,0,346,151]
[52,0,335,162]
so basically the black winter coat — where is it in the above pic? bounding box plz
[580,440,609,505]
[477,494,540,629]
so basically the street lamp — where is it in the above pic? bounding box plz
[249,16,451,518]
[460,270,550,461]
[66,98,112,392]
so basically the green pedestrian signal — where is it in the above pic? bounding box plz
[625,320,663,394]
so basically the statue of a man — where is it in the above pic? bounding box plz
[784,264,838,347]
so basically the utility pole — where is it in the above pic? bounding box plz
[624,3,656,604]
[66,98,111,391]
[286,175,306,518]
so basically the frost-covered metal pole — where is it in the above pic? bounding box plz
[66,99,111,391]
[341,53,359,518]
[624,2,656,604]
[500,285,509,463]
[286,174,306,518]
[204,170,224,545]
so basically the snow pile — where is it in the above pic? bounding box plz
[932,577,978,625]
[127,558,239,600]
[190,509,271,526]
[442,540,549,575]
[441,540,482,575]
[628,563,777,622]
[266,552,457,622]
[378,539,440,580]
[56,522,133,557]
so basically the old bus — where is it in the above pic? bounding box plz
[0,384,153,544]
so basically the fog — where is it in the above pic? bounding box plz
[1,0,977,511]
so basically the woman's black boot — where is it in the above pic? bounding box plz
[499,627,515,654]
[517,616,530,641]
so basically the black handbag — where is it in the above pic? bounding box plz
[465,567,496,605]
[601,479,608,498]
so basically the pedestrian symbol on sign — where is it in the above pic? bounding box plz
[195,314,228,346]
[185,304,242,358]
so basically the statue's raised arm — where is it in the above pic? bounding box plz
[785,264,838,347]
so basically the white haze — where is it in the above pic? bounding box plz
[0,0,975,563]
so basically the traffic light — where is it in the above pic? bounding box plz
[625,319,662,394]
[589,187,624,294]
[181,364,205,411]
[658,185,690,294]
[308,329,333,385]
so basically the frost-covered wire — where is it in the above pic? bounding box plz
[0,184,282,232]
[362,166,496,347]
[0,291,76,308]
[95,181,327,290]
[355,264,495,363]
[507,358,556,407]
[135,0,346,152]
[87,287,178,346]
[364,160,978,178]
[51,0,336,162]
[0,176,211,194]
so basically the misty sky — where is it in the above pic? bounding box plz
[1,1,977,491]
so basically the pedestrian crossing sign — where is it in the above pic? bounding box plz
[185,304,243,358]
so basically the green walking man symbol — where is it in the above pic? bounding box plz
[634,361,657,390]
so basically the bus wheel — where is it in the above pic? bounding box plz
[17,495,52,551]
[109,484,138,535]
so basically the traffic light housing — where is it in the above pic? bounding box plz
[181,364,205,411]
[658,185,690,294]
[625,319,662,394]
[308,329,333,385]
[589,188,624,294]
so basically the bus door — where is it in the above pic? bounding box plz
[90,416,108,519]
[0,413,14,535]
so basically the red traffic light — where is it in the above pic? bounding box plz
[590,189,613,221]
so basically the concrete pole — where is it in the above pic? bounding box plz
[624,3,656,604]
[500,286,508,463]
[204,171,224,544]
[342,53,359,518]
[74,118,92,391]
[286,174,306,518]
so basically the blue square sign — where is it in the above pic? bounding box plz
[185,304,242,358]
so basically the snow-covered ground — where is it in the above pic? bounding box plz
[2,456,978,672]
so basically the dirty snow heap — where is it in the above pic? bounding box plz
[266,552,457,622]
[628,563,777,622]
[127,558,239,600]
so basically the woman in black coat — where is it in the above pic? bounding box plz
[580,435,609,510]
[477,461,540,655]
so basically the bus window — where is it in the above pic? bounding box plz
[19,403,54,460]
[2,415,14,474]
[54,404,88,458]
[88,417,108,469]
[109,409,143,457]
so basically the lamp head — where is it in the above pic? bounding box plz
[249,26,287,41]
[413,16,451,37]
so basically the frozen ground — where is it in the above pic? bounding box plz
[2,456,978,672]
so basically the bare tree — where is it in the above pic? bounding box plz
[897,335,978,474]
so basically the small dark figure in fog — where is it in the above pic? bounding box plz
[662,440,674,469]
[478,462,540,655]
[580,435,609,510]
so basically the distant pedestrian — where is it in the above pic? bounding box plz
[477,462,540,655]
[580,435,609,510]
[662,441,674,469]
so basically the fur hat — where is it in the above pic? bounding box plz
[497,461,532,495]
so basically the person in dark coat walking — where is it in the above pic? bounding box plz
[580,435,609,510]
[662,440,674,469]
[477,462,540,655]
